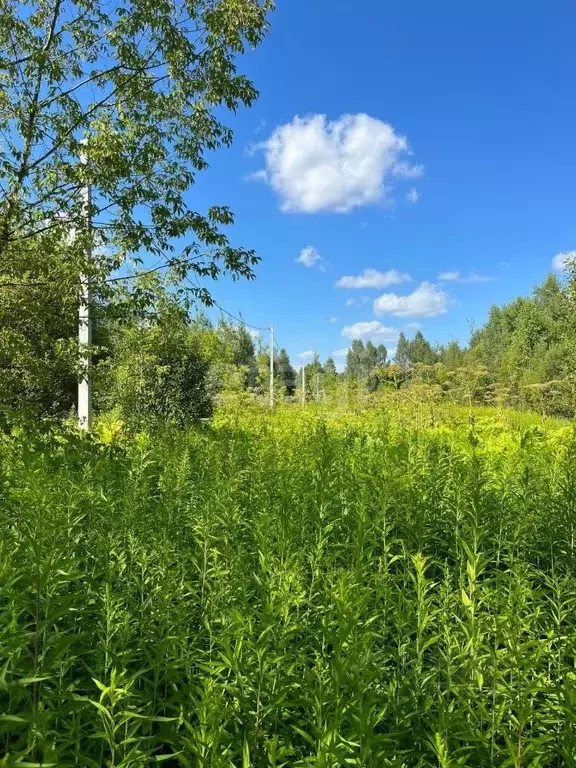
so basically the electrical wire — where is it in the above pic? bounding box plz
[184,276,269,332]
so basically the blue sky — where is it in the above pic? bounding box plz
[189,0,576,366]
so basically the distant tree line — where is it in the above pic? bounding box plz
[2,260,575,425]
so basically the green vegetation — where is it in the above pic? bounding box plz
[2,403,576,765]
[0,0,272,418]
[1,3,576,765]
[387,268,576,418]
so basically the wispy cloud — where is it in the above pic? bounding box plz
[329,316,337,323]
[298,350,315,360]
[406,188,420,204]
[254,119,267,135]
[336,268,412,290]
[252,113,423,213]
[345,296,370,307]
[341,321,399,341]
[374,282,448,318]
[438,270,494,284]
[296,246,322,268]
[332,347,350,357]
[552,250,576,272]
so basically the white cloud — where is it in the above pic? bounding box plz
[406,188,420,204]
[332,347,349,357]
[254,119,267,135]
[552,250,576,271]
[336,268,412,290]
[298,350,315,360]
[438,270,493,284]
[345,296,371,307]
[296,245,322,268]
[405,322,421,330]
[374,282,448,318]
[254,113,423,213]
[341,321,399,341]
[329,316,337,323]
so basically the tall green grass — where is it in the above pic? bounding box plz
[1,406,576,766]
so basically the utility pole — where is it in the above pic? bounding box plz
[269,324,274,408]
[301,365,306,405]
[78,146,92,430]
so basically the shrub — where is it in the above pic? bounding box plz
[104,320,213,427]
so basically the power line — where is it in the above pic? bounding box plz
[184,276,269,332]
[0,254,202,289]
[208,299,269,333]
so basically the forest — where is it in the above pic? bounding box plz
[3,266,575,425]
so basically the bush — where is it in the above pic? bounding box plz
[104,320,213,427]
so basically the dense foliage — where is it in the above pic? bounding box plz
[0,0,272,420]
[1,403,576,765]
[333,269,576,418]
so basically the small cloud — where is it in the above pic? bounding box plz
[329,316,337,323]
[405,322,421,330]
[438,270,494,284]
[552,250,576,272]
[336,268,412,290]
[374,282,448,318]
[254,119,267,134]
[252,113,423,213]
[341,321,399,341]
[406,188,420,204]
[296,246,322,268]
[438,270,460,281]
[345,296,370,307]
[245,169,267,181]
[332,347,350,357]
[298,350,315,360]
[393,162,424,179]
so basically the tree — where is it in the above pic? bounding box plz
[324,357,338,378]
[0,229,115,419]
[364,341,387,370]
[408,331,437,365]
[104,302,213,427]
[439,340,464,370]
[304,352,324,399]
[0,0,271,417]
[345,340,366,379]
[217,320,255,367]
[276,348,296,397]
[395,333,411,367]
[0,0,271,286]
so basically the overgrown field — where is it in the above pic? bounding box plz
[1,405,576,766]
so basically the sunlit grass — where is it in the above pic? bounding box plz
[1,404,575,766]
